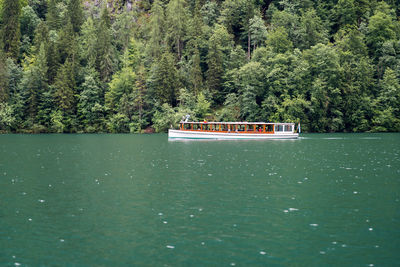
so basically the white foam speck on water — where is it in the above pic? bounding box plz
[310,224,318,227]
[48,184,52,187]
[284,210,289,213]
[12,256,16,259]
[14,263,21,266]
[332,241,337,245]
[289,208,299,211]
[201,242,205,245]
[158,213,163,216]
[38,199,45,203]
[259,251,267,255]
[208,174,212,176]
[353,191,358,194]
[28,218,32,221]
[166,245,175,249]
[60,239,65,242]
[369,228,373,231]
[230,263,236,266]
[368,264,374,267]
[297,181,302,184]
[198,208,203,212]
[320,251,326,254]
[342,244,347,247]
[163,221,168,224]
[22,192,26,195]
[190,214,194,218]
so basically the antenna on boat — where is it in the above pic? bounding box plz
[185,115,190,122]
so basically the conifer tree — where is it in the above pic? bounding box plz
[46,0,60,30]
[135,65,147,126]
[20,42,48,123]
[80,16,98,69]
[166,0,189,60]
[147,0,165,60]
[151,50,179,105]
[78,69,104,131]
[54,58,76,116]
[0,42,8,103]
[67,0,84,33]
[1,0,21,60]
[96,5,115,82]
[190,45,203,95]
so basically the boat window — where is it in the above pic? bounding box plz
[255,125,262,132]
[275,125,283,132]
[183,123,190,130]
[265,124,273,132]
[284,125,292,132]
[237,125,244,131]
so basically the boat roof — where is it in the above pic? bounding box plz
[180,121,295,125]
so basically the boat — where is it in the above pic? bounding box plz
[168,121,299,140]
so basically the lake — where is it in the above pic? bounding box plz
[0,133,399,266]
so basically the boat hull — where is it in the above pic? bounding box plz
[168,129,299,140]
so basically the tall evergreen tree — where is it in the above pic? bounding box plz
[1,0,21,60]
[150,50,179,106]
[0,42,8,103]
[147,0,165,60]
[20,42,48,123]
[46,0,60,30]
[96,5,115,82]
[54,58,76,117]
[67,0,84,33]
[166,0,189,60]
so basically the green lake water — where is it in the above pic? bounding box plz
[0,133,399,266]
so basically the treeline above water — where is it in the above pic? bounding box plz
[0,0,400,133]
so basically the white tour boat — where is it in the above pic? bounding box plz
[168,121,299,140]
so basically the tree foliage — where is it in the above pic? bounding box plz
[0,0,399,133]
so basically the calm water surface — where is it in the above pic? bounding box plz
[0,133,399,266]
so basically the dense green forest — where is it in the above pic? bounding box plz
[0,0,400,133]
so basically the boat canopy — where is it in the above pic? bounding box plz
[179,121,295,125]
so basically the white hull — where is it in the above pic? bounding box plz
[168,129,298,140]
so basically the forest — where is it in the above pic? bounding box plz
[0,0,400,133]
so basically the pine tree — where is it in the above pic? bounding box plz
[80,16,98,69]
[147,0,165,60]
[190,45,203,95]
[46,0,60,30]
[0,42,8,103]
[151,50,179,106]
[54,58,76,115]
[96,5,115,82]
[1,0,21,60]
[77,69,104,131]
[67,0,84,33]
[166,0,189,60]
[20,42,48,123]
